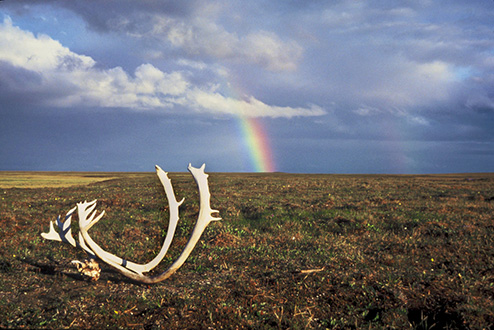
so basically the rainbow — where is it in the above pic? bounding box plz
[236,116,276,172]
[221,75,277,172]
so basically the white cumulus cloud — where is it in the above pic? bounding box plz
[0,17,322,118]
[144,14,302,72]
[182,88,325,118]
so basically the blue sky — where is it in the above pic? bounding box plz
[1,0,493,173]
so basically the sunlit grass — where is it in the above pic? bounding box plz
[0,171,123,188]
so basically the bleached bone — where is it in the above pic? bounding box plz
[41,206,77,247]
[41,164,221,283]
[71,259,101,281]
[41,206,96,258]
[75,166,184,275]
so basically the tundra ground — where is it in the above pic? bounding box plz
[0,171,493,328]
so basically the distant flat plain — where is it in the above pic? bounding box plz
[0,171,150,188]
[1,170,492,189]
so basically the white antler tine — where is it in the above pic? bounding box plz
[41,205,78,247]
[77,200,99,228]
[86,207,100,223]
[61,206,76,234]
[66,205,77,218]
[86,200,98,215]
[41,219,62,242]
[61,207,76,231]
[211,211,222,222]
[56,213,76,246]
[85,210,105,231]
[77,202,90,227]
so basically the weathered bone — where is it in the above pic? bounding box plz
[71,259,101,281]
[41,206,77,247]
[41,164,221,283]
[76,166,183,275]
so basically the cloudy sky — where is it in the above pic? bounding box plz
[1,0,493,173]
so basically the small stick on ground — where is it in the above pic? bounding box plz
[298,267,325,274]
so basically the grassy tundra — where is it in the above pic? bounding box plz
[0,171,493,328]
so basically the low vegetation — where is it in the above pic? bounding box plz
[0,171,493,328]
[0,171,124,188]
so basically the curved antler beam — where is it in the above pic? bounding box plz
[136,163,221,283]
[41,164,221,283]
[76,166,184,275]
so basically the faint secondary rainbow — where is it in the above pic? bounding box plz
[236,115,276,172]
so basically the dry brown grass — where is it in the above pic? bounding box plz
[0,171,143,188]
[1,171,493,328]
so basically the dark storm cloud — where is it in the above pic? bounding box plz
[2,0,198,31]
[0,60,42,93]
[0,60,72,108]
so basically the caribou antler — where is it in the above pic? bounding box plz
[41,164,221,283]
